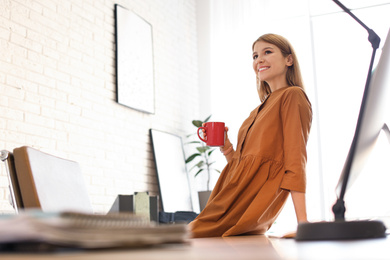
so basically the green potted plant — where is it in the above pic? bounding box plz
[185,115,221,211]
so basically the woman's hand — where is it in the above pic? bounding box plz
[291,191,308,223]
[200,123,207,138]
[220,126,232,151]
[219,127,235,161]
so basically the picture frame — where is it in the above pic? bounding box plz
[115,5,155,114]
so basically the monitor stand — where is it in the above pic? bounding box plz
[296,195,386,240]
[296,219,386,241]
[297,187,386,241]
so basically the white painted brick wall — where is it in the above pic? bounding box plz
[0,0,200,214]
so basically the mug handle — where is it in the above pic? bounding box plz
[197,127,207,143]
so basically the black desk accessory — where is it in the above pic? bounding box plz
[296,0,388,240]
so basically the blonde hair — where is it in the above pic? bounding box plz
[252,34,305,102]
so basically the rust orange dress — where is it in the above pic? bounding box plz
[189,86,312,238]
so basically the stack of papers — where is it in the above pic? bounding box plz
[0,211,188,250]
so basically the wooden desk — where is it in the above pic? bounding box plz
[0,235,389,260]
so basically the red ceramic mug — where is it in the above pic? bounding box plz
[197,122,225,147]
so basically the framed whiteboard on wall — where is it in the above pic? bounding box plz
[115,4,155,114]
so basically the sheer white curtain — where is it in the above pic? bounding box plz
[204,0,390,232]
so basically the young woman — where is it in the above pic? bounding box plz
[189,34,312,238]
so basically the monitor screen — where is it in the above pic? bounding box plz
[336,28,390,196]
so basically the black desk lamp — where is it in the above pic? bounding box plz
[296,0,388,240]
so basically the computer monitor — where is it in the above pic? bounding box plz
[296,0,389,240]
[335,28,390,204]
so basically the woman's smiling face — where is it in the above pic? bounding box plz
[252,41,292,90]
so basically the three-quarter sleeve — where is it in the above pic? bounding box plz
[280,88,312,192]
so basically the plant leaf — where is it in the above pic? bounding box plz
[208,161,216,166]
[194,169,204,177]
[192,120,203,127]
[197,146,210,153]
[203,115,212,122]
[208,149,217,156]
[195,161,205,167]
[189,164,197,171]
[189,161,204,172]
[185,153,200,163]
